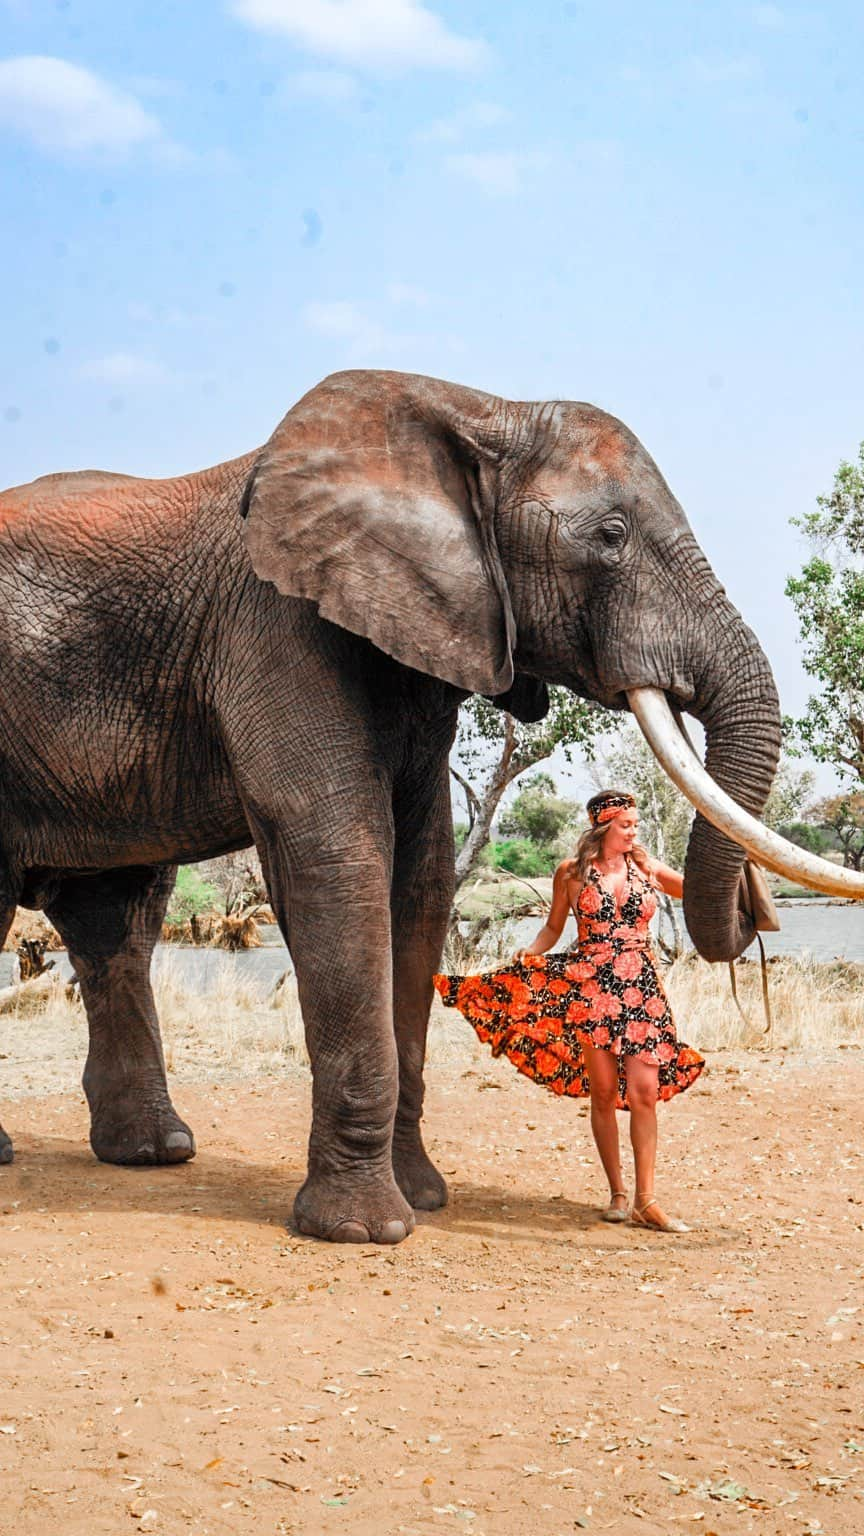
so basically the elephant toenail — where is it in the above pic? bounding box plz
[165,1131,195,1158]
[0,1143,13,1165]
[329,1220,371,1243]
[378,1220,409,1244]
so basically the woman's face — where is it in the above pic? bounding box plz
[602,807,639,856]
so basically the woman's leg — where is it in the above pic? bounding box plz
[624,1056,659,1204]
[624,1056,688,1230]
[582,1041,627,1209]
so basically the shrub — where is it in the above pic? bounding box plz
[485,838,558,876]
[165,866,220,926]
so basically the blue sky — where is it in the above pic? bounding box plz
[2,1,863,795]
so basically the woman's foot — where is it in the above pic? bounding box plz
[631,1195,690,1234]
[601,1189,630,1223]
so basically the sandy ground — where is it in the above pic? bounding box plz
[2,1015,864,1536]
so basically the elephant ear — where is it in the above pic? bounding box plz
[241,370,516,694]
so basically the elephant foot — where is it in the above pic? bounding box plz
[90,1098,196,1167]
[293,1169,415,1244]
[393,1137,448,1211]
[0,1124,13,1165]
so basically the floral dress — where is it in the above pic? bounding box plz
[433,856,704,1109]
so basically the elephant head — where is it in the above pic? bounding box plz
[241,369,858,962]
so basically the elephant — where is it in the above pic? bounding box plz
[0,369,854,1242]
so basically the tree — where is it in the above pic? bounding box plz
[451,690,609,886]
[760,757,816,831]
[810,793,864,870]
[498,772,580,846]
[786,442,864,786]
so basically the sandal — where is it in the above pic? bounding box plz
[631,1195,690,1234]
[601,1190,630,1224]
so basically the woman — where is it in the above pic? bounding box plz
[433,790,704,1233]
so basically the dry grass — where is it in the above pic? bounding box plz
[665,950,864,1052]
[2,947,863,1102]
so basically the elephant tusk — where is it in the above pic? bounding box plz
[627,686,864,901]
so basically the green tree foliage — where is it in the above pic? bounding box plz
[484,837,557,877]
[452,689,609,886]
[786,443,864,786]
[761,758,816,831]
[498,772,581,847]
[810,792,864,870]
[774,820,835,857]
[165,865,220,926]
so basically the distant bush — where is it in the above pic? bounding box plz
[484,837,558,876]
[165,866,220,926]
[776,821,837,856]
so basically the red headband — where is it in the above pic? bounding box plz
[589,793,635,826]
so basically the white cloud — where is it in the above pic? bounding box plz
[0,55,162,155]
[416,100,508,144]
[230,0,487,72]
[445,150,544,198]
[291,67,360,101]
[302,300,415,359]
[80,352,166,383]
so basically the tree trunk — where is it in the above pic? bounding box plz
[454,717,518,887]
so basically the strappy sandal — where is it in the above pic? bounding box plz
[601,1190,630,1224]
[631,1195,690,1234]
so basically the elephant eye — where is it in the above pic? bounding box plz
[599,516,628,550]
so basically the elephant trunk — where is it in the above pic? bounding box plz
[680,648,781,961]
[639,586,782,963]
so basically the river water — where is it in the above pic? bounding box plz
[1,901,862,995]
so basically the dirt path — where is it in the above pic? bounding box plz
[2,1045,864,1535]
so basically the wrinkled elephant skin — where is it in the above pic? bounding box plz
[0,370,781,1240]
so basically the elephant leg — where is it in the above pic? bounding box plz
[0,890,17,1164]
[390,760,454,1212]
[43,865,195,1166]
[252,810,414,1245]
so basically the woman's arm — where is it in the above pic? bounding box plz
[649,858,684,900]
[516,861,579,957]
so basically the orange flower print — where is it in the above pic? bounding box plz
[645,995,667,1019]
[566,999,591,1024]
[534,1049,559,1077]
[457,979,497,1022]
[586,941,614,964]
[622,986,644,1008]
[580,978,601,999]
[546,978,571,996]
[627,1018,649,1043]
[564,960,596,981]
[523,953,547,972]
[578,884,603,915]
[612,950,642,981]
[499,975,533,1016]
[592,1024,611,1046]
[549,1076,565,1095]
[655,1040,676,1063]
[591,992,622,1020]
